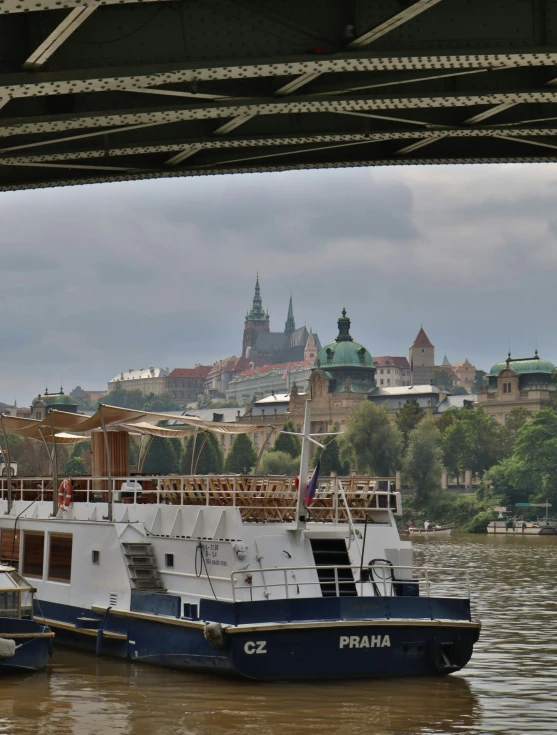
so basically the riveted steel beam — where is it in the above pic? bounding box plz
[1,50,557,103]
[22,7,96,70]
[0,0,174,13]
[3,90,557,141]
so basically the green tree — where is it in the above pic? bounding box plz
[64,456,87,476]
[499,406,531,456]
[395,397,424,446]
[273,420,301,459]
[144,392,177,411]
[258,450,300,476]
[143,436,180,474]
[431,367,454,392]
[452,385,469,395]
[181,432,224,474]
[102,383,145,409]
[169,437,183,468]
[442,420,468,486]
[225,434,257,473]
[402,418,443,503]
[472,370,488,393]
[459,407,506,478]
[312,427,349,476]
[341,402,403,476]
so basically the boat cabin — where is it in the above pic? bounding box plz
[0,564,34,619]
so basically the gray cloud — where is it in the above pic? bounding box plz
[0,163,556,404]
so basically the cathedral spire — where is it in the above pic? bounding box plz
[284,294,296,334]
[246,274,267,322]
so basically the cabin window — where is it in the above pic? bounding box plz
[0,591,19,618]
[23,531,44,578]
[183,602,198,620]
[165,553,174,568]
[0,529,20,566]
[92,550,100,565]
[48,533,73,583]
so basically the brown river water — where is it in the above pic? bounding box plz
[1,534,556,735]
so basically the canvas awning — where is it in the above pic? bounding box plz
[0,415,90,443]
[1,405,271,440]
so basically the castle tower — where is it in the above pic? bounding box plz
[242,275,270,358]
[284,295,295,335]
[304,329,318,362]
[409,327,435,385]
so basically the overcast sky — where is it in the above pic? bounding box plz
[0,162,554,405]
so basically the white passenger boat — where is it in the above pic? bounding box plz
[487,503,557,535]
[0,402,480,681]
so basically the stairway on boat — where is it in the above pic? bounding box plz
[310,538,357,597]
[121,542,166,592]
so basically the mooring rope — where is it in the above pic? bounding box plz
[0,632,55,639]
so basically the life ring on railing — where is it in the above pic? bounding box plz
[293,476,300,489]
[57,478,73,510]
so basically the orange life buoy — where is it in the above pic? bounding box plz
[293,476,300,490]
[58,478,72,509]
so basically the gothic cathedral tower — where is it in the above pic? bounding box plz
[409,327,435,385]
[242,275,270,357]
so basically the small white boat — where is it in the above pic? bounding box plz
[408,524,454,537]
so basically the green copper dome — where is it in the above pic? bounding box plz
[33,390,78,407]
[316,309,374,369]
[489,351,556,376]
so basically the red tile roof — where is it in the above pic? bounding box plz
[169,366,211,379]
[373,356,410,369]
[412,327,434,348]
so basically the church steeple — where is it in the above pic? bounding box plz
[284,295,295,334]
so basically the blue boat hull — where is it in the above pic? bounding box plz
[0,618,53,675]
[37,597,480,681]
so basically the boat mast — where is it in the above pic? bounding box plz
[0,414,13,515]
[295,399,311,530]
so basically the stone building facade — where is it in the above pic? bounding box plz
[108,368,169,395]
[166,366,211,402]
[373,356,411,387]
[476,351,556,423]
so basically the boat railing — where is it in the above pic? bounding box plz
[230,564,471,602]
[0,475,401,521]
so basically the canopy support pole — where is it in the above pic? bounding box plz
[192,431,210,474]
[137,434,153,474]
[99,405,113,522]
[48,412,59,517]
[190,430,198,474]
[0,414,13,515]
[253,426,276,475]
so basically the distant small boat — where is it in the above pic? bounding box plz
[408,524,454,537]
[0,564,54,675]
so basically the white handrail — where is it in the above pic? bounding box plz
[230,564,472,603]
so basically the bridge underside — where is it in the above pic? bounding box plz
[2,0,557,191]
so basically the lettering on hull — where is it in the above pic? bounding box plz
[339,635,391,649]
[244,641,267,654]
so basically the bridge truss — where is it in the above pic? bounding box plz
[2,0,557,190]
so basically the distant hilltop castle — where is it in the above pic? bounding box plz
[242,276,321,364]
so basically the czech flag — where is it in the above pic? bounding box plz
[304,460,320,505]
